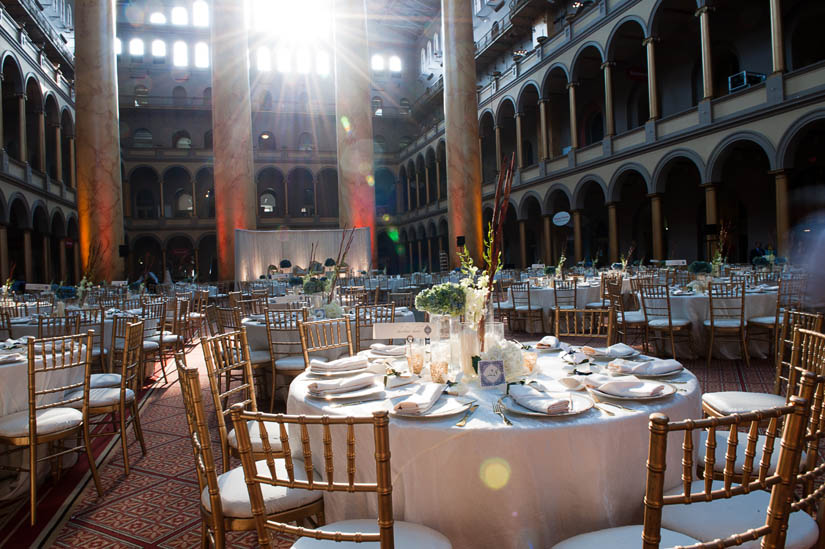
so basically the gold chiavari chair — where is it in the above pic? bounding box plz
[176,359,323,549]
[217,306,243,333]
[298,318,354,369]
[354,303,396,351]
[121,296,142,311]
[388,292,414,308]
[200,330,284,472]
[554,307,614,344]
[672,270,695,287]
[0,309,10,339]
[748,276,805,359]
[188,288,210,340]
[639,280,692,359]
[204,304,221,337]
[705,280,749,368]
[76,308,107,371]
[227,291,242,309]
[37,315,80,338]
[752,270,781,285]
[264,308,312,412]
[237,298,266,317]
[492,280,513,324]
[585,272,618,309]
[552,371,818,549]
[730,272,749,287]
[76,320,147,475]
[230,406,452,549]
[140,297,165,376]
[98,295,120,308]
[552,279,577,312]
[510,285,546,334]
[0,332,103,525]
[88,314,141,388]
[606,279,645,345]
[147,297,188,383]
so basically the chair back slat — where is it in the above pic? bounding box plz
[216,306,242,332]
[299,318,354,367]
[775,311,824,396]
[28,332,92,414]
[554,307,614,343]
[354,304,396,351]
[37,315,80,338]
[121,321,145,393]
[553,279,577,309]
[708,281,746,323]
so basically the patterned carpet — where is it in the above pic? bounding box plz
[10,336,777,548]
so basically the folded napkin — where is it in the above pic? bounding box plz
[307,372,376,395]
[561,351,589,365]
[10,317,31,325]
[607,358,682,376]
[385,373,419,389]
[536,336,560,349]
[370,343,406,357]
[0,353,25,364]
[579,373,665,397]
[309,355,368,373]
[509,385,570,414]
[582,343,637,359]
[393,383,444,415]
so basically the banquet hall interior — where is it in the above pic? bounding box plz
[2,0,825,547]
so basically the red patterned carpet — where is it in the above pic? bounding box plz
[2,338,779,548]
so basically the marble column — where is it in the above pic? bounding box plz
[442,0,483,266]
[697,5,714,100]
[602,62,615,136]
[770,0,784,74]
[211,0,257,280]
[518,220,527,268]
[23,230,32,281]
[42,235,50,281]
[37,111,46,172]
[68,137,76,188]
[572,210,583,263]
[415,171,422,208]
[643,37,659,120]
[427,239,433,271]
[334,0,377,265]
[607,203,618,263]
[703,183,718,258]
[515,113,524,169]
[543,215,552,264]
[538,100,549,160]
[494,125,502,172]
[424,166,431,204]
[75,0,125,281]
[408,242,413,273]
[567,82,579,150]
[435,163,441,201]
[59,238,67,282]
[773,170,790,256]
[17,95,26,163]
[650,194,664,260]
[73,244,80,283]
[417,240,424,272]
[0,226,8,282]
[53,124,62,183]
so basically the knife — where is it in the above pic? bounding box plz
[455,404,479,427]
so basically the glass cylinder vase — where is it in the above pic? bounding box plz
[458,322,479,379]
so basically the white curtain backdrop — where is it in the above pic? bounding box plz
[234,228,371,281]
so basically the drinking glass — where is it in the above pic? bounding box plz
[406,338,426,375]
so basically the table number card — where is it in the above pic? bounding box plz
[372,322,433,340]
[478,360,505,390]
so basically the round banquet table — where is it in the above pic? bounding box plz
[518,280,632,333]
[286,350,702,549]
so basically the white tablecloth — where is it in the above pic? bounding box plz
[11,319,115,351]
[287,351,701,548]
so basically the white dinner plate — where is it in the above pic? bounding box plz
[629,366,684,379]
[500,393,594,417]
[307,383,384,401]
[587,382,677,401]
[307,365,370,378]
[390,396,474,419]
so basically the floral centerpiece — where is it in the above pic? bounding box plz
[303,277,327,295]
[688,261,712,275]
[752,255,769,268]
[414,283,466,316]
[620,244,635,272]
[479,338,525,382]
[324,258,336,268]
[279,259,292,270]
[2,263,15,297]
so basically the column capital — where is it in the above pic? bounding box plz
[600,61,616,70]
[566,81,580,89]
[767,169,789,177]
[538,98,550,105]
[646,192,664,200]
[642,36,659,47]
[694,4,714,17]
[699,181,719,189]
[515,111,524,118]
[606,201,618,208]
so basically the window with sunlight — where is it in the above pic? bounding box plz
[194,42,209,68]
[371,54,385,71]
[171,6,188,25]
[192,1,209,26]
[115,38,122,55]
[129,38,144,57]
[316,51,330,76]
[152,40,166,59]
[389,55,402,72]
[296,50,311,73]
[149,11,166,24]
[277,49,291,73]
[257,48,272,71]
[173,41,188,66]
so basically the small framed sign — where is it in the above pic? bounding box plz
[373,322,433,340]
[478,360,505,390]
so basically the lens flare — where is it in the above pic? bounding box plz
[480,458,511,491]
[388,228,399,242]
[340,116,351,133]
[366,175,375,187]
[382,214,391,223]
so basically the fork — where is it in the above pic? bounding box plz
[493,400,513,426]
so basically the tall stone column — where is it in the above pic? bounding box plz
[67,137,76,188]
[424,166,431,204]
[212,0,257,280]
[0,225,8,281]
[602,62,615,136]
[518,220,527,268]
[53,124,62,183]
[515,113,524,169]
[334,0,377,264]
[773,170,790,256]
[37,111,46,172]
[427,239,433,271]
[769,0,784,74]
[23,230,32,281]
[494,125,502,172]
[643,37,659,120]
[417,240,424,272]
[538,100,549,160]
[567,82,579,149]
[59,238,67,281]
[435,164,441,201]
[75,0,125,281]
[543,215,552,264]
[572,210,583,263]
[415,171,422,208]
[697,5,714,100]
[650,194,664,260]
[703,183,718,258]
[607,203,618,263]
[17,95,26,163]
[42,235,50,281]
[442,0,483,265]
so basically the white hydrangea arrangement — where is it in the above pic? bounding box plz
[480,338,525,382]
[322,301,343,319]
[458,261,491,330]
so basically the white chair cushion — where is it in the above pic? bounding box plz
[90,373,122,389]
[661,480,818,549]
[703,318,745,328]
[201,458,321,518]
[227,420,285,453]
[292,519,452,549]
[702,391,786,416]
[585,301,604,309]
[620,311,646,324]
[275,355,312,371]
[248,349,272,365]
[66,387,135,408]
[142,340,160,352]
[747,316,776,326]
[552,525,700,549]
[648,318,690,328]
[495,301,513,310]
[189,312,204,319]
[0,407,83,437]
[147,332,183,345]
[514,305,538,311]
[696,430,803,476]
[90,347,108,358]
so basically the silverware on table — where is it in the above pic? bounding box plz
[493,400,513,425]
[455,404,479,427]
[594,404,616,416]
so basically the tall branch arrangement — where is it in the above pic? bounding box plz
[484,153,515,304]
[326,225,356,304]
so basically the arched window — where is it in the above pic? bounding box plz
[134,85,149,106]
[151,39,166,61]
[316,51,330,76]
[277,49,291,73]
[192,1,209,26]
[258,132,276,150]
[133,128,153,148]
[129,38,144,60]
[433,33,439,53]
[389,55,402,72]
[172,86,187,105]
[257,48,271,71]
[149,11,166,24]
[173,130,192,149]
[259,190,277,214]
[374,135,386,154]
[171,6,188,25]
[421,49,426,72]
[115,38,122,56]
[372,97,383,116]
[194,42,209,68]
[371,54,385,71]
[298,132,314,151]
[173,41,188,66]
[203,130,212,149]
[136,190,157,219]
[175,189,194,216]
[399,98,411,115]
[296,50,311,74]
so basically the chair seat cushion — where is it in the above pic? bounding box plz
[620,311,646,324]
[648,318,690,328]
[201,458,321,518]
[702,391,786,416]
[292,519,452,549]
[147,332,183,345]
[227,420,285,453]
[703,319,745,328]
[189,312,204,319]
[67,387,135,408]
[585,301,604,309]
[248,349,272,366]
[495,301,513,310]
[552,525,700,549]
[0,407,83,438]
[747,316,776,327]
[91,347,108,358]
[696,430,804,476]
[275,354,314,371]
[661,480,818,549]
[89,373,122,389]
[142,340,160,352]
[514,305,539,311]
